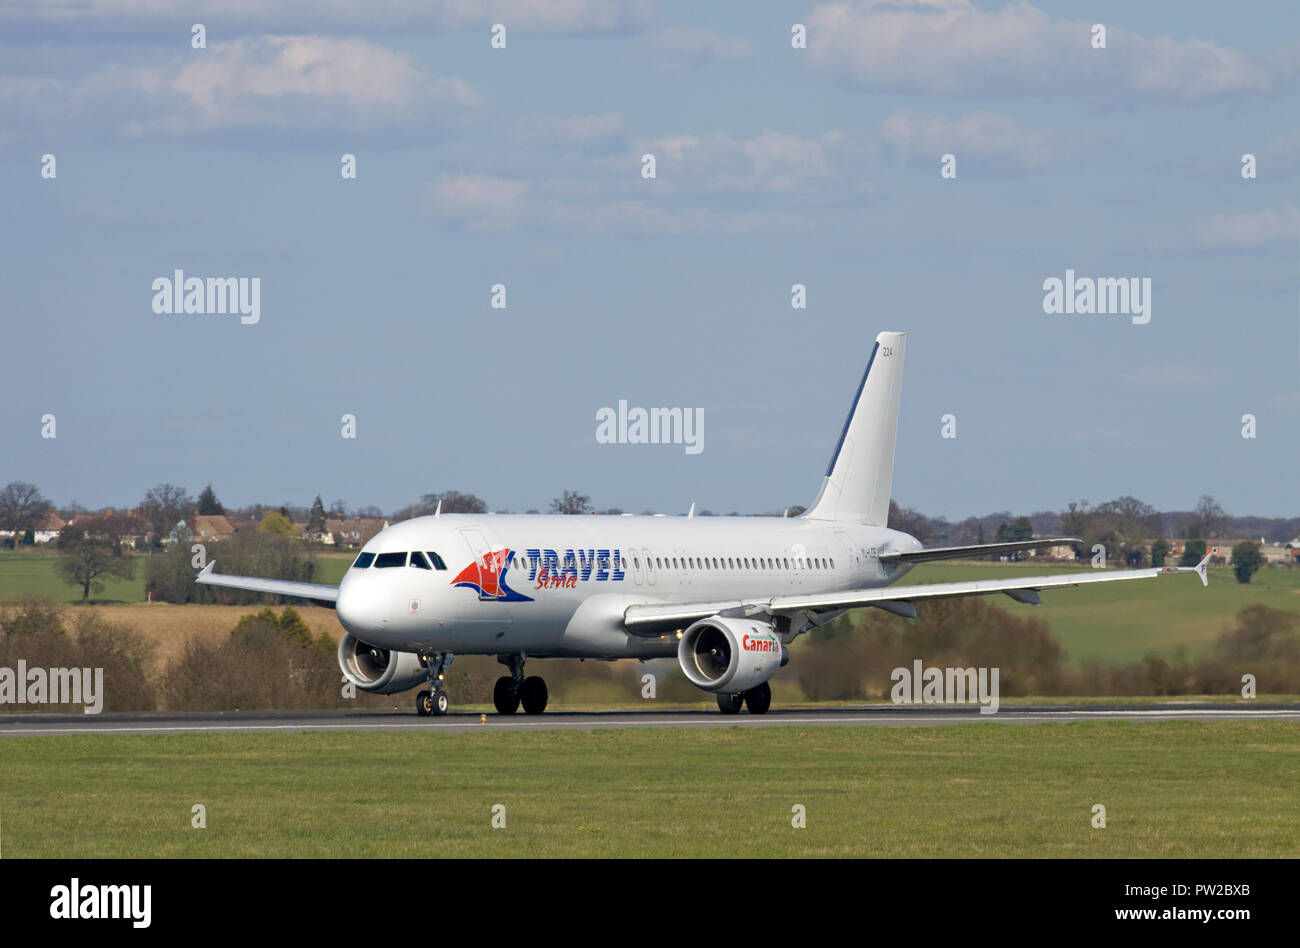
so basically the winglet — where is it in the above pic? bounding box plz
[196,560,216,580]
[1194,552,1210,587]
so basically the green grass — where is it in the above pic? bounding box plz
[0,550,145,604]
[0,721,1296,857]
[906,562,1300,665]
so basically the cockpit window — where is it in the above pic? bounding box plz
[409,551,432,570]
[374,552,407,569]
[352,552,375,569]
[426,551,447,570]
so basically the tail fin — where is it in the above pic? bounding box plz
[802,331,906,525]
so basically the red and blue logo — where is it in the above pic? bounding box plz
[451,549,533,602]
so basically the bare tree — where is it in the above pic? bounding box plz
[139,484,194,546]
[57,522,136,602]
[0,481,52,547]
[1181,494,1229,540]
[550,490,591,515]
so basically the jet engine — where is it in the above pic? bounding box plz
[338,633,427,695]
[677,616,788,693]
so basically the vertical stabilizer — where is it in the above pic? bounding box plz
[802,331,906,525]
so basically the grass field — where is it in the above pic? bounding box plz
[903,562,1300,665]
[0,721,1295,857]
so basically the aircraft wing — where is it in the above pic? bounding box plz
[878,537,1080,566]
[623,556,1210,631]
[194,561,339,606]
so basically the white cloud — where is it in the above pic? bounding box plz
[880,110,1067,172]
[426,128,863,235]
[515,111,625,146]
[1123,364,1222,391]
[426,174,529,229]
[27,36,480,139]
[637,129,844,195]
[806,0,1280,102]
[648,27,754,65]
[0,0,653,35]
[1194,205,1299,249]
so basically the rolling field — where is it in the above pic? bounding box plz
[0,720,1295,857]
[2,550,1297,668]
[904,562,1300,665]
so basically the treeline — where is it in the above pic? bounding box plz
[794,598,1300,699]
[3,597,1296,711]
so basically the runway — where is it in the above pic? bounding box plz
[1,703,1296,736]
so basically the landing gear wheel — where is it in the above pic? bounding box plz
[717,692,743,714]
[743,681,771,715]
[520,676,549,715]
[432,690,449,715]
[416,690,432,716]
[493,676,520,715]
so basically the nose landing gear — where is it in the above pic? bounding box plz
[415,651,454,716]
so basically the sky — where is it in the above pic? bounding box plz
[1,0,1297,522]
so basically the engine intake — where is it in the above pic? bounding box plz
[677,616,787,693]
[338,633,426,695]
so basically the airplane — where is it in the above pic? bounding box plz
[197,330,1211,716]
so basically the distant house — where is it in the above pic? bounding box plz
[1285,540,1300,565]
[192,515,236,541]
[29,512,66,544]
[326,518,388,549]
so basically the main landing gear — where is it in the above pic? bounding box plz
[493,653,548,715]
[415,651,454,716]
[716,680,771,715]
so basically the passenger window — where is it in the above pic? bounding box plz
[352,552,375,569]
[410,551,432,570]
[427,552,447,570]
[374,552,406,568]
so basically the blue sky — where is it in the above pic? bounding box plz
[1,0,1296,521]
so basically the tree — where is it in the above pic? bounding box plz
[1179,539,1207,568]
[1184,494,1228,540]
[139,484,194,547]
[197,484,225,516]
[1151,538,1171,568]
[394,490,488,520]
[550,490,591,515]
[259,511,297,538]
[888,500,936,544]
[995,516,1034,543]
[328,498,350,519]
[56,526,136,602]
[307,495,327,537]
[0,481,52,549]
[1230,541,1265,584]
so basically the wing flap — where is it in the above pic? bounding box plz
[878,537,1079,565]
[622,556,1210,629]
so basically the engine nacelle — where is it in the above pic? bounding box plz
[338,633,426,695]
[677,616,787,693]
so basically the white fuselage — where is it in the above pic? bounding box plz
[336,514,921,659]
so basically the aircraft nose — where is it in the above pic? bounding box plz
[337,575,391,640]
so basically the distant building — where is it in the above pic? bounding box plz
[191,515,236,541]
[326,518,388,549]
